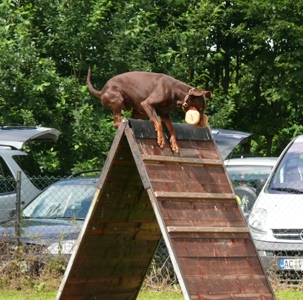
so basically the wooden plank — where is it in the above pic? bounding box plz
[66,257,152,276]
[84,222,161,238]
[167,226,249,233]
[179,256,274,298]
[96,184,151,205]
[169,232,251,239]
[136,139,219,160]
[157,199,246,227]
[185,273,273,297]
[143,161,233,194]
[146,163,232,193]
[102,165,142,183]
[80,202,156,222]
[171,237,257,258]
[180,256,266,277]
[76,240,159,259]
[142,154,222,165]
[165,219,246,228]
[155,191,235,199]
[56,293,137,300]
[190,293,274,300]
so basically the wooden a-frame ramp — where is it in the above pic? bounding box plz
[56,119,275,300]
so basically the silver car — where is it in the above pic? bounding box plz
[0,125,60,222]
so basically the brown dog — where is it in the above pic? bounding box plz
[87,69,212,153]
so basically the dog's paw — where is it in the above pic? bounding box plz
[158,139,165,149]
[157,134,165,149]
[113,121,121,128]
[170,142,179,154]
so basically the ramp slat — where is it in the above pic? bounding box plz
[142,154,221,165]
[167,226,250,233]
[155,191,236,199]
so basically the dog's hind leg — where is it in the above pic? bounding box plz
[101,90,124,128]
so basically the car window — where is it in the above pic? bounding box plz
[226,165,274,188]
[12,154,41,177]
[23,182,96,219]
[268,141,303,194]
[0,157,15,193]
[12,154,46,189]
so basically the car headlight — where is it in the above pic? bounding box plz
[249,208,267,233]
[47,240,76,255]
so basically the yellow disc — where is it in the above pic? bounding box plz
[185,109,200,125]
[195,114,208,128]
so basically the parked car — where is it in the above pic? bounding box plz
[249,135,303,280]
[211,128,252,160]
[224,157,278,214]
[0,171,99,257]
[0,125,61,222]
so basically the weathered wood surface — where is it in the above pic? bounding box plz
[56,119,275,300]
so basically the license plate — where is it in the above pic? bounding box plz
[279,258,303,270]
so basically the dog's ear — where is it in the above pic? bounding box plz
[204,91,212,99]
[189,89,204,97]
[189,89,212,100]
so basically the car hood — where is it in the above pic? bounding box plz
[252,193,303,228]
[211,129,252,160]
[0,126,61,149]
[0,219,82,245]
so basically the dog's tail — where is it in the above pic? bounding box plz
[87,68,102,97]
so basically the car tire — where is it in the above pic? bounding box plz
[234,186,257,212]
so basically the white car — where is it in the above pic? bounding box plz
[249,135,303,279]
[0,125,60,222]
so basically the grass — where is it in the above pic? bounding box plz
[0,290,183,300]
[0,248,302,300]
[0,290,56,300]
[275,290,303,300]
[0,289,302,300]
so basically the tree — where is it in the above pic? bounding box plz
[1,0,303,174]
[228,0,303,155]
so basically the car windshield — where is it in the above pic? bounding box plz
[226,165,273,188]
[23,180,96,219]
[268,141,303,194]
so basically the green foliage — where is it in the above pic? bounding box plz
[1,0,303,174]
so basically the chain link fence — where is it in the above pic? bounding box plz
[0,173,302,286]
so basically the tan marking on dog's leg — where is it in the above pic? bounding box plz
[161,116,179,153]
[154,121,165,149]
[113,112,122,128]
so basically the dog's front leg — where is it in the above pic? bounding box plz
[153,121,165,149]
[141,100,165,149]
[161,116,179,153]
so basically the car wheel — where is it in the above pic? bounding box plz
[234,186,257,212]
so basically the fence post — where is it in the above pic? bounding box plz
[15,170,21,246]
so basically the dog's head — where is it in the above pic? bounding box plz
[182,89,212,128]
